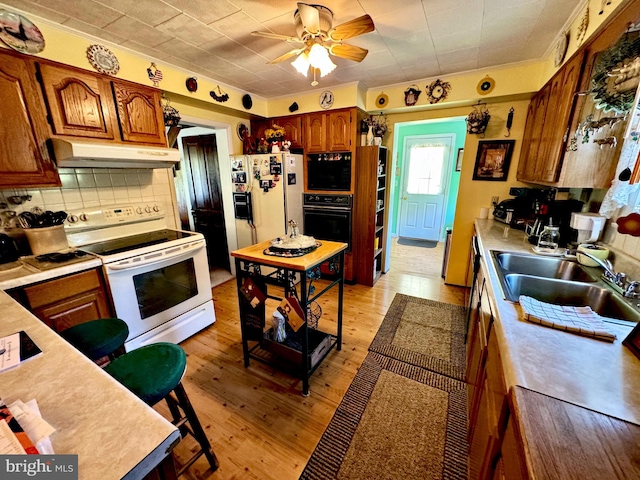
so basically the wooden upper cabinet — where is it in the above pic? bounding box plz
[112,82,166,145]
[305,112,327,152]
[0,50,60,187]
[277,115,303,149]
[38,63,119,140]
[328,110,352,151]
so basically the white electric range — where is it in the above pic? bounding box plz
[65,202,215,351]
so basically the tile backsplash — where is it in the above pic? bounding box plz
[0,167,177,233]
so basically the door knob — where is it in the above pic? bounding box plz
[402,196,407,200]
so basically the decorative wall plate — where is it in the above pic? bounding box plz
[237,123,249,141]
[426,79,451,104]
[185,77,198,92]
[86,45,119,75]
[320,90,334,109]
[242,94,253,110]
[376,92,389,108]
[554,32,570,67]
[0,10,44,54]
[476,76,495,95]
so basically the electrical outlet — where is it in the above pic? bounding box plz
[491,196,499,205]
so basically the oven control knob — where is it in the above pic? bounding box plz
[67,215,79,223]
[78,213,88,222]
[152,205,160,212]
[136,207,143,214]
[145,206,151,213]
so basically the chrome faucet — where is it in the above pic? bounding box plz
[578,250,640,298]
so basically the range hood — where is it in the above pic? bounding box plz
[52,138,180,169]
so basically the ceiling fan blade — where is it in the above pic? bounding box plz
[297,3,321,34]
[328,15,375,41]
[329,43,368,63]
[268,48,305,64]
[251,31,303,43]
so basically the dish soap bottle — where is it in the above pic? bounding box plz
[538,220,560,253]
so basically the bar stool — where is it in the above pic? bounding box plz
[60,318,129,361]
[104,342,219,476]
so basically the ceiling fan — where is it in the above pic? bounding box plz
[252,3,375,85]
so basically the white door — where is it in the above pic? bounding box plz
[398,135,453,241]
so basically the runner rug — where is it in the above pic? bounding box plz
[299,352,468,480]
[368,294,467,381]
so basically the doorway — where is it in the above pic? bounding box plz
[397,134,454,241]
[181,134,230,272]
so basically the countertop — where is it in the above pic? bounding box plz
[475,219,640,424]
[0,288,180,479]
[0,256,103,291]
[231,240,348,271]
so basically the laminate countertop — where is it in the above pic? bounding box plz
[475,219,640,424]
[0,256,103,291]
[0,289,180,479]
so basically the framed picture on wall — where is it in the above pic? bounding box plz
[472,140,515,181]
[456,148,464,172]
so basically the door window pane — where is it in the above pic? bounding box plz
[407,145,445,195]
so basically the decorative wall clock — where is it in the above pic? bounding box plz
[426,79,451,104]
[0,10,44,54]
[86,45,120,75]
[320,90,334,109]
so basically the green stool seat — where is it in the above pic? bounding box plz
[104,342,219,475]
[104,343,186,406]
[61,318,129,360]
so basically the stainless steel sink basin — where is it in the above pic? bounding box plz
[502,274,639,323]
[492,251,596,282]
[491,250,640,325]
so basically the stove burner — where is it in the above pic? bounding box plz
[35,250,90,263]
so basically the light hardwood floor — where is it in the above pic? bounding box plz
[162,238,467,479]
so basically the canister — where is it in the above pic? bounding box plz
[24,225,68,255]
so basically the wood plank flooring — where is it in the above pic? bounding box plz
[160,238,466,479]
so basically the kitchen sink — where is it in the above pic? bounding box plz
[492,251,596,282]
[491,251,640,325]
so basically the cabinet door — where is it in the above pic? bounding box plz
[328,110,351,151]
[277,115,303,149]
[305,113,327,152]
[38,63,119,140]
[112,82,167,145]
[517,86,550,182]
[35,290,112,333]
[23,269,113,333]
[251,119,271,143]
[0,50,60,187]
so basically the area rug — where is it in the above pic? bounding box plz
[369,294,467,381]
[299,352,468,480]
[397,237,438,248]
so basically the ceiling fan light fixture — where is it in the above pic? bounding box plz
[291,50,311,76]
[308,43,336,77]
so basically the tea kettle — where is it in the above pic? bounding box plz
[0,233,19,264]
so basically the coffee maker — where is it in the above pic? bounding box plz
[525,199,584,246]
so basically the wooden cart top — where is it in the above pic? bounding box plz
[231,240,347,271]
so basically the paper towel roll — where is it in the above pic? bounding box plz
[479,207,489,219]
[576,244,610,267]
[487,207,494,220]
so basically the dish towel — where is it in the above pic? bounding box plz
[519,295,617,342]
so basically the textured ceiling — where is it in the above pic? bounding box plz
[1,0,582,98]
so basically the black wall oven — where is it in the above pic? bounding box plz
[303,194,352,250]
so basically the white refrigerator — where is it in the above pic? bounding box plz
[231,153,304,249]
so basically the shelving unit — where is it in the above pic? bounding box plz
[354,145,388,286]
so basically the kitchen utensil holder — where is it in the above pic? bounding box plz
[25,225,68,255]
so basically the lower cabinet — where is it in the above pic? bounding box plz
[12,268,113,333]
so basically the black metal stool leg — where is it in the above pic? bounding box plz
[172,382,219,474]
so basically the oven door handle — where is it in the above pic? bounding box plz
[105,241,205,272]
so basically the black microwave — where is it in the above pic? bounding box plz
[307,153,351,191]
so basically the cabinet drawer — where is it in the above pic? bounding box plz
[24,269,104,309]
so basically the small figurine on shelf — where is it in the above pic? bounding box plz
[257,137,269,154]
[282,140,291,152]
